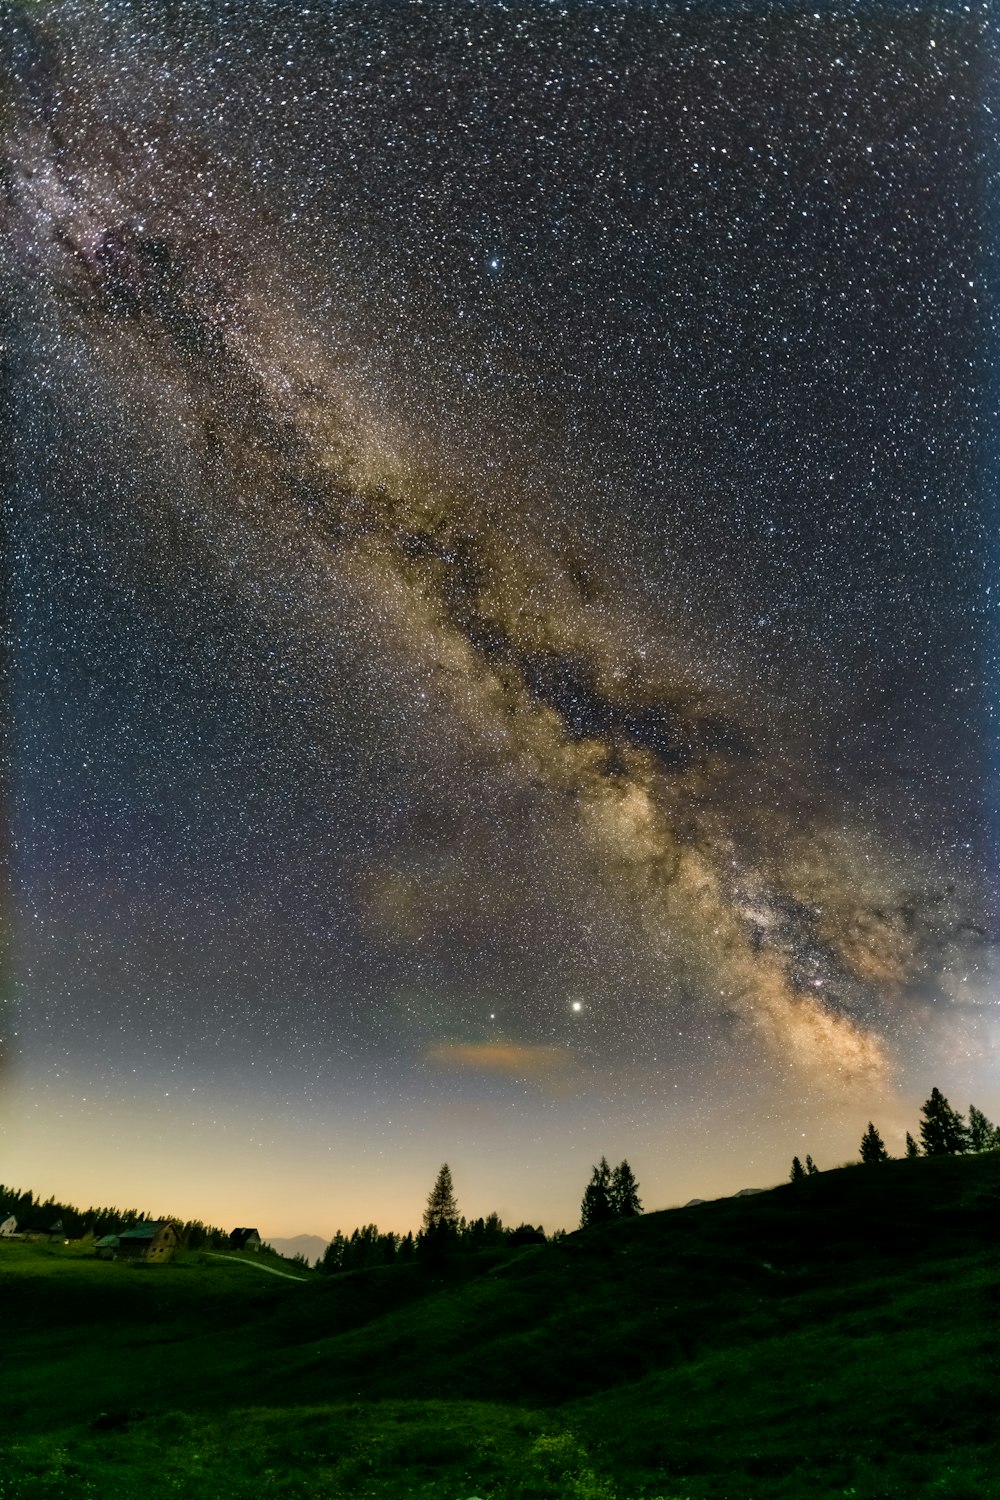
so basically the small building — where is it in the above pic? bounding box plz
[229,1227,263,1251]
[0,1215,17,1237]
[95,1234,120,1260]
[22,1218,66,1242]
[115,1222,179,1263]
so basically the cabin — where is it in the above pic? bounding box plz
[22,1217,65,1242]
[229,1227,262,1251]
[114,1221,179,1263]
[95,1234,120,1260]
[0,1215,16,1237]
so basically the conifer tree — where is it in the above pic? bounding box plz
[610,1160,642,1217]
[859,1122,889,1164]
[422,1163,460,1235]
[905,1132,920,1158]
[967,1105,999,1152]
[320,1231,347,1274]
[789,1156,806,1183]
[418,1165,460,1265]
[805,1155,819,1176]
[919,1088,968,1156]
[580,1157,614,1227]
[482,1211,506,1245]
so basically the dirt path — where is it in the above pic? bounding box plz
[204,1253,308,1282]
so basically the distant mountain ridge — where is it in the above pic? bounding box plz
[264,1234,328,1262]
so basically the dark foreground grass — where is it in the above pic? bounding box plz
[0,1401,662,1500]
[1,1154,998,1499]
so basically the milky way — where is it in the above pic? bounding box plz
[3,1,997,1227]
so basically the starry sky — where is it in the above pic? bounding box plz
[3,0,998,1238]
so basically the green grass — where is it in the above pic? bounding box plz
[1,1154,999,1498]
[0,1402,643,1500]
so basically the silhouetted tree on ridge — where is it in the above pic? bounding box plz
[422,1163,459,1234]
[419,1163,461,1263]
[860,1122,889,1164]
[610,1160,642,1217]
[580,1158,643,1228]
[919,1089,968,1156]
[967,1105,1000,1152]
[580,1158,614,1228]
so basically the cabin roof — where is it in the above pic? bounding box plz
[118,1221,173,1241]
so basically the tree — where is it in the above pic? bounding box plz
[905,1132,920,1158]
[789,1156,806,1183]
[919,1088,968,1156]
[422,1163,459,1236]
[320,1231,347,1274]
[805,1155,819,1176]
[507,1223,546,1246]
[580,1158,614,1227]
[419,1164,460,1264]
[967,1105,999,1152]
[859,1122,889,1164]
[610,1160,642,1218]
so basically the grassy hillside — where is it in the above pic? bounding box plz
[1,1153,998,1498]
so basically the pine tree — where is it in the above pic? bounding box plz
[789,1156,806,1183]
[422,1163,459,1235]
[967,1105,999,1152]
[905,1132,920,1158]
[919,1088,968,1156]
[580,1157,614,1227]
[320,1231,347,1274]
[859,1122,889,1164]
[805,1155,819,1176]
[610,1160,642,1217]
[482,1212,506,1245]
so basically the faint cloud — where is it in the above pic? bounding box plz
[426,1042,573,1078]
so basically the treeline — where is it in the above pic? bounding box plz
[791,1087,1000,1180]
[318,1211,549,1274]
[319,1165,552,1272]
[7,1084,995,1264]
[0,1186,229,1249]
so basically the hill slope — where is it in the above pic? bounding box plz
[1,1153,998,1498]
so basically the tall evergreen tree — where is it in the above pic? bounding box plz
[967,1105,999,1152]
[859,1122,889,1164]
[919,1088,968,1156]
[422,1163,460,1235]
[905,1132,920,1158]
[610,1160,642,1217]
[789,1156,806,1183]
[419,1164,460,1264]
[580,1157,614,1227]
[805,1155,819,1176]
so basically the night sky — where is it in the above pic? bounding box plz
[4,0,997,1237]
